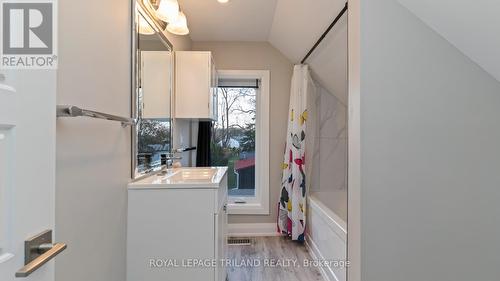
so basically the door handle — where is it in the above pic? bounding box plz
[16,243,67,277]
[15,230,67,278]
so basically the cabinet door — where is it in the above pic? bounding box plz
[141,51,172,119]
[214,203,227,281]
[175,52,211,119]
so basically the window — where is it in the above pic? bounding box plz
[213,85,256,197]
[212,70,270,214]
[136,119,171,173]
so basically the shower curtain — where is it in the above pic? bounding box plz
[278,65,317,241]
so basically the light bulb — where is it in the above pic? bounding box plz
[156,0,179,22]
[166,11,189,35]
[218,0,230,3]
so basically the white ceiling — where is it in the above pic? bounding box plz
[178,0,500,102]
[178,0,348,102]
[268,0,346,63]
[178,0,278,41]
[398,0,500,82]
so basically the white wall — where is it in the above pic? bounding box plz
[347,0,361,280]
[164,31,192,51]
[56,1,130,280]
[172,119,197,166]
[349,0,500,280]
[56,1,192,281]
[397,0,500,82]
[192,41,293,224]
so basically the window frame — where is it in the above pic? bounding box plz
[217,70,270,215]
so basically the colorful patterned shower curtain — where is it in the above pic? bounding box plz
[278,65,317,241]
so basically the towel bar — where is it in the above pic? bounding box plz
[57,105,136,126]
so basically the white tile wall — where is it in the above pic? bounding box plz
[312,84,347,194]
[319,138,347,191]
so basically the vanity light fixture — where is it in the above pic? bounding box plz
[156,0,179,23]
[217,0,230,3]
[138,15,155,35]
[166,11,189,35]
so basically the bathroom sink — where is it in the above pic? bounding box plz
[128,167,228,189]
[166,168,217,182]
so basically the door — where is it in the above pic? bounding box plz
[0,69,57,280]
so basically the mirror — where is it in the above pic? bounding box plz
[133,1,173,178]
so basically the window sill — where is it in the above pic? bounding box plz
[227,202,269,215]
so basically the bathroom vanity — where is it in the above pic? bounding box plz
[127,167,228,281]
[128,3,228,281]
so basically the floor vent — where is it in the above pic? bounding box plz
[227,237,253,246]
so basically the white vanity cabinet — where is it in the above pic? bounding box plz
[127,167,228,281]
[175,51,218,120]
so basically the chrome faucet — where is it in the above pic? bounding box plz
[162,152,183,169]
[172,146,197,153]
[160,147,196,172]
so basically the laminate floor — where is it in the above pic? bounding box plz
[227,236,324,281]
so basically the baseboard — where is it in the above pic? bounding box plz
[305,234,337,281]
[227,223,280,237]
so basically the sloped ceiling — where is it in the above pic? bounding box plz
[268,0,346,63]
[398,0,500,82]
[178,0,277,41]
[268,0,348,103]
[304,15,347,104]
[178,0,348,102]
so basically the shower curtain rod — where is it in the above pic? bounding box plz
[301,2,348,64]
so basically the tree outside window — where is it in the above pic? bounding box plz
[212,87,256,196]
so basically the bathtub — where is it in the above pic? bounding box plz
[306,191,347,281]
